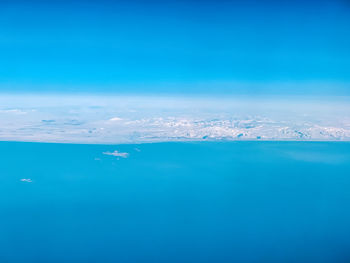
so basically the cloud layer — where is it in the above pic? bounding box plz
[0,94,349,144]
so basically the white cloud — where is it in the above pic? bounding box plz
[109,117,122,121]
[20,178,32,183]
[103,150,129,158]
[0,109,27,115]
[0,94,349,143]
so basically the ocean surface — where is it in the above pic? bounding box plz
[1,141,350,263]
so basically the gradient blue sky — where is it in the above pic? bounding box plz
[0,0,349,95]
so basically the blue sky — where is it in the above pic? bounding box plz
[0,0,349,95]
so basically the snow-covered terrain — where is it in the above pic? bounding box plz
[0,94,349,143]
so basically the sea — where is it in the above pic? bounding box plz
[0,141,350,263]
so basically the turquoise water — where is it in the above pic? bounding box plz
[1,141,350,263]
